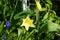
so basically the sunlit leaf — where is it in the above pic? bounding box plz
[39,21,60,33]
[48,22,60,32]
[46,0,52,4]
[18,28,23,37]
[41,8,47,11]
[42,12,49,21]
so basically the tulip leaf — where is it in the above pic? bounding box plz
[0,21,4,33]
[18,28,23,37]
[14,10,33,19]
[42,12,49,21]
[39,23,48,33]
[47,22,60,32]
[41,8,47,11]
[39,21,60,33]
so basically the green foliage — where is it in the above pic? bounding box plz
[0,0,60,40]
[47,21,60,32]
[0,21,4,33]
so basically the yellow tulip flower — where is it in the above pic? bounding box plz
[35,0,42,11]
[21,16,35,31]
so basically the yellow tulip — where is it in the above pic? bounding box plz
[35,0,42,11]
[21,16,35,31]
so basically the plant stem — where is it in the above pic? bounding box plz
[10,0,18,22]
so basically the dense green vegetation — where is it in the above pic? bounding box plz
[0,0,60,40]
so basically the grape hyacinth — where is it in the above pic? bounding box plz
[3,35,7,40]
[5,20,10,29]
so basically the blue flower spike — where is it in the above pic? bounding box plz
[5,20,10,29]
[3,35,7,40]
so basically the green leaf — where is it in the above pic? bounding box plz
[41,8,47,11]
[25,29,37,40]
[39,23,48,33]
[46,4,51,9]
[14,10,33,19]
[47,22,60,32]
[18,28,23,37]
[0,21,4,33]
[18,27,26,40]
[14,11,26,19]
[42,12,49,21]
[39,21,60,33]
[46,0,52,4]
